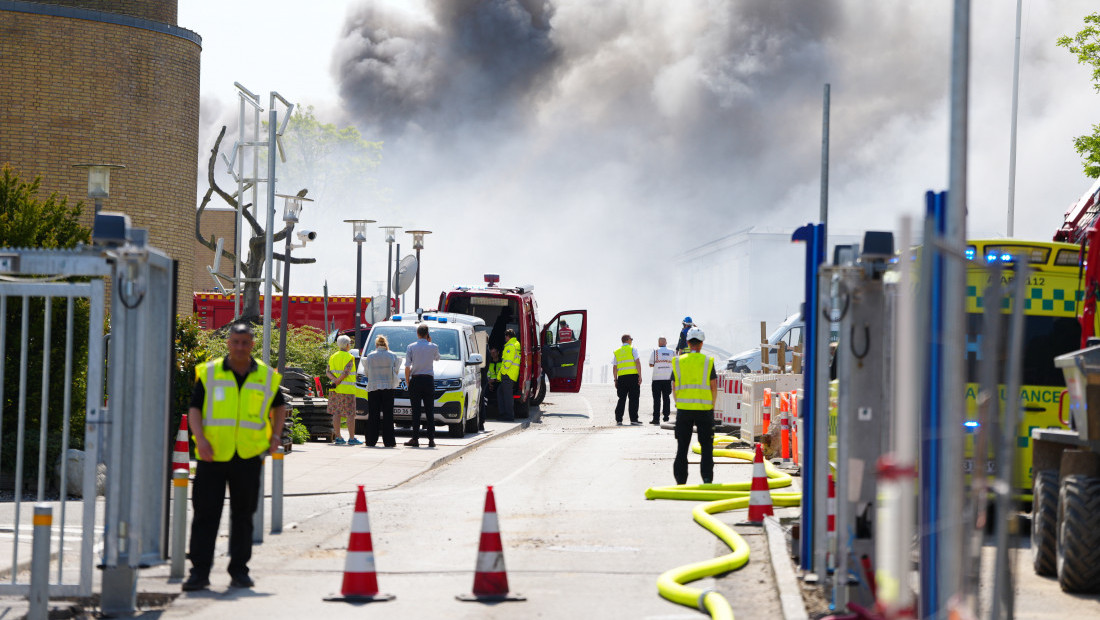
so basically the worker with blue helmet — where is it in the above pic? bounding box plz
[676,316,695,354]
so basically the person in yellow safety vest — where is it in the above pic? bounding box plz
[612,334,643,426]
[184,321,286,592]
[327,335,359,445]
[499,330,521,422]
[672,326,718,485]
[480,347,502,432]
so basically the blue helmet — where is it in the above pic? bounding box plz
[683,316,693,324]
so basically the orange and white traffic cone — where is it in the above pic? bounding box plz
[457,486,525,602]
[746,444,774,524]
[762,388,772,434]
[827,473,836,574]
[324,485,394,603]
[172,414,190,473]
[779,393,792,467]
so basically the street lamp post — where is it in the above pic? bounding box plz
[405,230,432,312]
[276,194,314,373]
[380,226,402,319]
[73,163,126,214]
[344,219,376,352]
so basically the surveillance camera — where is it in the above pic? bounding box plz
[296,229,317,242]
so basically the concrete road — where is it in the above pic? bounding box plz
[155,383,781,619]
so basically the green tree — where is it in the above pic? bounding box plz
[0,164,92,484]
[1058,12,1100,178]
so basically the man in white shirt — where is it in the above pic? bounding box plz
[649,336,675,425]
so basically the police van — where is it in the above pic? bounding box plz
[354,312,486,437]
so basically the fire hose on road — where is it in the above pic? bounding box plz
[645,436,802,620]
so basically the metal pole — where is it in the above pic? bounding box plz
[262,103,278,365]
[397,242,403,314]
[29,504,50,620]
[1006,0,1023,237]
[235,91,246,318]
[170,470,188,579]
[386,241,394,319]
[820,83,830,245]
[414,248,422,311]
[271,447,284,534]
[323,280,329,337]
[942,0,971,612]
[354,242,363,351]
[278,224,294,374]
[253,461,265,544]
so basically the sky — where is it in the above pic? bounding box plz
[179,0,1100,365]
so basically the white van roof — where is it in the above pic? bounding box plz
[384,312,486,328]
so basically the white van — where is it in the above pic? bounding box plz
[354,312,486,437]
[725,312,804,373]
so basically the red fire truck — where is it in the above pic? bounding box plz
[193,292,375,333]
[437,275,588,417]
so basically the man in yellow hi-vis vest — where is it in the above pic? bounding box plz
[612,334,642,425]
[184,321,286,592]
[499,330,521,421]
[672,326,718,484]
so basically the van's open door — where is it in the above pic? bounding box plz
[541,310,587,392]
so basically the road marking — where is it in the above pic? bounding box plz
[496,443,558,487]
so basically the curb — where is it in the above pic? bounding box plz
[764,514,810,620]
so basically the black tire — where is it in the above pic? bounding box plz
[448,422,464,438]
[465,406,479,433]
[1057,474,1100,593]
[354,419,369,436]
[1032,469,1058,577]
[515,397,529,419]
[531,374,547,406]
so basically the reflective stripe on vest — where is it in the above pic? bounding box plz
[199,358,281,461]
[501,338,521,382]
[328,350,356,395]
[673,353,714,410]
[614,345,638,375]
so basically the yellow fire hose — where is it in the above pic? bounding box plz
[644,435,802,619]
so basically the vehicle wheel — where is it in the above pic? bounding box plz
[1057,474,1100,593]
[1032,469,1058,577]
[465,408,479,433]
[515,398,529,419]
[448,421,464,438]
[531,374,547,406]
[354,419,369,436]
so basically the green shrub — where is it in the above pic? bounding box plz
[287,408,310,444]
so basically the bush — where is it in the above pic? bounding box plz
[287,409,310,444]
[195,321,337,389]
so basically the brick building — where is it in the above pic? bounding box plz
[0,0,200,315]
[194,208,238,294]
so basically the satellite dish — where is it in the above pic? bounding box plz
[392,255,417,295]
[366,297,388,323]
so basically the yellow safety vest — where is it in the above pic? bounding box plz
[487,361,501,381]
[328,350,356,395]
[502,338,521,382]
[613,345,638,376]
[673,352,714,410]
[196,358,281,461]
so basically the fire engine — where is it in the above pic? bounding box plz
[437,275,588,417]
[192,292,375,333]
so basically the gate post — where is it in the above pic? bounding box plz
[28,504,52,620]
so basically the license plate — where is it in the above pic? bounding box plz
[393,406,412,416]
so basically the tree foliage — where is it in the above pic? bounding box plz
[0,165,92,486]
[1058,12,1100,178]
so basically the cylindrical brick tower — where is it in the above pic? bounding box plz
[0,0,200,315]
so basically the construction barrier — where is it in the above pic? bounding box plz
[714,372,744,427]
[738,373,802,443]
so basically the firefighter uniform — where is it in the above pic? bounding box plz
[612,338,641,425]
[499,336,521,421]
[672,351,717,484]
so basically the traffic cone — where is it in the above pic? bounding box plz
[172,414,190,473]
[457,486,526,602]
[324,485,395,603]
[746,444,774,524]
[827,473,836,573]
[779,393,792,466]
[762,388,772,434]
